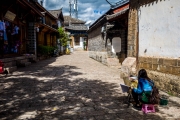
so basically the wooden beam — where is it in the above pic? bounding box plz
[2,4,13,15]
[22,12,30,20]
[45,30,51,33]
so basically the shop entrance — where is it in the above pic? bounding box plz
[0,20,22,58]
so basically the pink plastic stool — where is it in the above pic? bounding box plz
[142,104,155,113]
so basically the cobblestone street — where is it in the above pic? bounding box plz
[0,51,180,120]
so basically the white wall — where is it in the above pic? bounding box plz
[139,0,180,58]
[112,37,121,53]
[58,21,61,27]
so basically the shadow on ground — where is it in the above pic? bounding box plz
[0,58,179,120]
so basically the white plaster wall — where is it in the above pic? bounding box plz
[139,0,180,58]
[58,21,61,27]
[74,37,84,49]
[112,37,121,53]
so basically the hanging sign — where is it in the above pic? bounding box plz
[4,11,16,21]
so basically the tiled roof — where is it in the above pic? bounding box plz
[111,0,129,9]
[64,16,85,24]
[48,9,62,19]
[65,25,88,31]
[35,2,57,20]
[106,8,129,20]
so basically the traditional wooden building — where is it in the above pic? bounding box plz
[64,16,88,51]
[0,0,44,58]
[31,1,59,55]
[0,0,60,73]
[88,0,129,66]
[48,9,64,28]
[0,0,44,73]
[48,9,64,53]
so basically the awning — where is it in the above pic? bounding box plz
[106,8,129,21]
[38,23,58,33]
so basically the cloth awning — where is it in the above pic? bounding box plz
[106,8,129,21]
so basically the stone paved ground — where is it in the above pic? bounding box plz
[0,51,180,120]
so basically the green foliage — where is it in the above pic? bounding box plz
[167,91,174,96]
[83,41,87,50]
[58,27,68,46]
[38,45,56,56]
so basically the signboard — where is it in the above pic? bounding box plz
[4,11,16,21]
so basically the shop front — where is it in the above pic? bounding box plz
[0,0,43,59]
[0,0,44,73]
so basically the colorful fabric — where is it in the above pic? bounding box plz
[133,78,153,94]
[141,91,151,103]
[4,31,7,40]
[0,22,4,31]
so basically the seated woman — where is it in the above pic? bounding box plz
[132,69,154,107]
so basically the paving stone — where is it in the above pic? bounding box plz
[0,51,179,119]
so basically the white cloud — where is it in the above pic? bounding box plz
[43,0,110,25]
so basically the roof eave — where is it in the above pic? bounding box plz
[35,2,58,20]
[17,0,44,17]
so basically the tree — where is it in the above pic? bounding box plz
[58,27,68,46]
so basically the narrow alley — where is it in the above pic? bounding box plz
[0,51,179,120]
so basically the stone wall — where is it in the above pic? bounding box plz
[88,26,121,66]
[127,5,138,57]
[89,51,107,65]
[88,25,107,65]
[88,26,106,52]
[139,57,180,97]
[88,35,106,52]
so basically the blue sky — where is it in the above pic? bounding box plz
[41,0,121,24]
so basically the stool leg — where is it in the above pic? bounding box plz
[152,105,155,112]
[145,105,148,113]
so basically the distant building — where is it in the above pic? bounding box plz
[64,16,88,51]
[88,0,129,66]
[48,9,64,54]
[48,9,64,28]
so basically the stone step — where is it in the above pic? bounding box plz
[19,59,29,63]
[3,61,16,67]
[74,48,84,51]
[28,57,37,63]
[21,62,31,67]
[4,66,17,73]
[16,59,30,67]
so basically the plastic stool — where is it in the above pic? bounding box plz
[142,104,155,113]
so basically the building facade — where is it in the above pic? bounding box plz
[0,0,61,73]
[125,0,180,96]
[88,1,129,66]
[64,16,88,51]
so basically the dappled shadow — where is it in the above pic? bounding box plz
[0,57,179,119]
